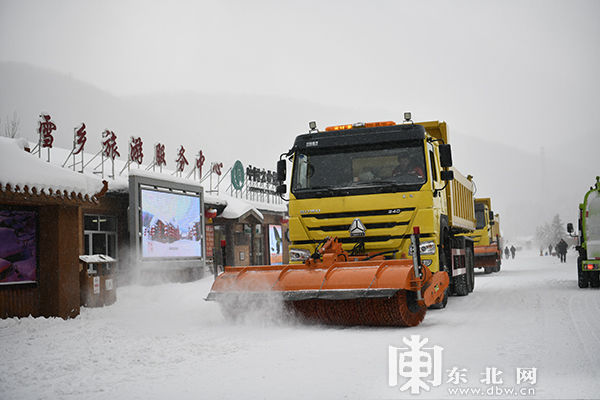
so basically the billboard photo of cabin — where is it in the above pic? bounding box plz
[140,189,202,259]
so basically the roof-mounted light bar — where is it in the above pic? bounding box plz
[325,121,396,132]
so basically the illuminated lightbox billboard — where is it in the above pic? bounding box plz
[129,174,205,270]
[0,209,37,285]
[141,188,202,258]
[269,224,283,265]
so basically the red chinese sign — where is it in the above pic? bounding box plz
[175,145,188,172]
[38,114,56,148]
[73,123,87,155]
[196,150,206,176]
[155,143,166,167]
[102,130,120,160]
[129,137,143,165]
[212,162,223,176]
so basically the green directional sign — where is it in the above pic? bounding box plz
[231,160,245,190]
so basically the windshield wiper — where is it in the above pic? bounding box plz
[352,180,402,187]
[295,186,336,196]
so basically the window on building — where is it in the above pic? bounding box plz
[84,215,118,258]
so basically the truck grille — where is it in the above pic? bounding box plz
[292,233,434,246]
[300,207,415,219]
[308,221,408,232]
[293,207,432,246]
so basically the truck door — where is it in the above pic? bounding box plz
[427,142,439,191]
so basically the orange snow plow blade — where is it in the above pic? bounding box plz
[206,238,449,326]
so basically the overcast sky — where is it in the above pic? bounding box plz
[2,1,599,147]
[1,0,599,239]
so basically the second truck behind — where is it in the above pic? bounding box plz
[467,198,502,274]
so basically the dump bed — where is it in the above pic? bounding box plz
[491,213,501,240]
[447,167,476,232]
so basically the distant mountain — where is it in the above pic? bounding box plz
[0,62,365,168]
[0,62,591,240]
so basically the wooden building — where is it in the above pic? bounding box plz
[0,137,107,318]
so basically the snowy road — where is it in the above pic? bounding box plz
[1,251,599,400]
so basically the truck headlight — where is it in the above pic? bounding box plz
[290,248,311,262]
[409,241,437,256]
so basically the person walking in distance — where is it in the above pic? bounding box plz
[556,239,568,263]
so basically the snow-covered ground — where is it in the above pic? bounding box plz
[1,251,598,400]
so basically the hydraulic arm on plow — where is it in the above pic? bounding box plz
[207,234,449,327]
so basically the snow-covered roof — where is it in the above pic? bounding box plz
[0,137,105,202]
[1,137,286,217]
[220,195,265,221]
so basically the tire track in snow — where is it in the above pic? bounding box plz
[567,291,600,370]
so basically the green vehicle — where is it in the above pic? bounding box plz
[568,177,600,288]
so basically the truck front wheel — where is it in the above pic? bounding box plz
[578,256,589,288]
[453,251,469,296]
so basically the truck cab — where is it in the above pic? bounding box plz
[278,116,477,297]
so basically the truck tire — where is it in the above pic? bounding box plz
[453,248,469,296]
[467,246,475,293]
[453,273,469,296]
[484,267,493,274]
[590,271,600,288]
[450,233,470,296]
[577,257,589,288]
[438,218,453,297]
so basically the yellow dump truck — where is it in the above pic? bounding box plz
[207,114,476,326]
[466,198,502,274]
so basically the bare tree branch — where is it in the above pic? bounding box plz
[3,111,20,138]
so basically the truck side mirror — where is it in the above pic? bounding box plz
[277,159,286,182]
[489,211,494,221]
[276,184,287,195]
[440,170,454,181]
[567,223,573,234]
[439,144,453,167]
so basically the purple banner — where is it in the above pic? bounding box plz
[0,210,37,285]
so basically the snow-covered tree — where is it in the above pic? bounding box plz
[535,214,566,250]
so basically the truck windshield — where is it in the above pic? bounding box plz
[292,144,426,197]
[475,209,486,229]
